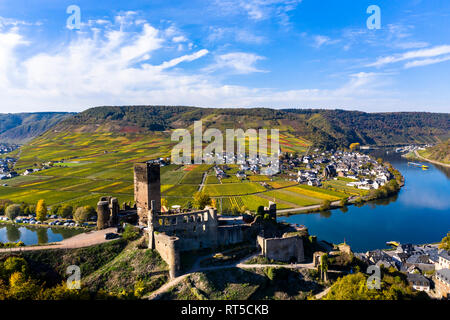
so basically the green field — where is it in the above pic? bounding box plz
[203,182,266,196]
[0,128,360,213]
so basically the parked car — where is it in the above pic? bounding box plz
[104,233,119,240]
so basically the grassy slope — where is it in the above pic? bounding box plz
[160,268,324,300]
[418,139,450,164]
[0,237,169,296]
[3,105,446,211]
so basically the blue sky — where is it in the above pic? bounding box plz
[0,0,449,113]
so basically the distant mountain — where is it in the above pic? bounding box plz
[55,106,450,149]
[0,112,74,144]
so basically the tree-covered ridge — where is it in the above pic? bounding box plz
[0,112,74,144]
[57,105,449,149]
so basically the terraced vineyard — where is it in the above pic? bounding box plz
[0,120,361,214]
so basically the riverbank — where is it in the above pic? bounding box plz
[414,150,450,168]
[0,219,93,231]
[0,227,116,252]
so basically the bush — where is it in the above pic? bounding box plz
[122,224,139,241]
[5,204,21,221]
[74,206,96,223]
[58,205,73,218]
[320,200,331,211]
[193,191,212,209]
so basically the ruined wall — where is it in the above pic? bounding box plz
[258,235,305,263]
[152,207,219,251]
[217,225,244,246]
[134,162,161,225]
[154,232,181,279]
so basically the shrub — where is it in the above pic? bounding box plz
[320,200,331,211]
[193,191,212,209]
[74,206,96,223]
[58,205,73,218]
[5,204,21,221]
[122,224,139,241]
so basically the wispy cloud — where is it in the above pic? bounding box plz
[213,0,302,25]
[312,35,340,48]
[204,52,266,74]
[368,45,450,68]
[158,49,209,70]
[404,55,450,68]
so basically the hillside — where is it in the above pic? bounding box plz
[418,139,450,165]
[0,112,74,144]
[57,106,450,148]
[0,105,446,210]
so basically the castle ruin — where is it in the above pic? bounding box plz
[133,162,261,278]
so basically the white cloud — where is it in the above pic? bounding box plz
[0,15,425,113]
[368,45,450,68]
[213,0,302,25]
[158,49,209,69]
[205,52,266,74]
[207,27,266,44]
[404,55,450,69]
[313,35,340,48]
[172,35,187,43]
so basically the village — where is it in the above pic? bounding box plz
[355,242,450,299]
[205,149,395,191]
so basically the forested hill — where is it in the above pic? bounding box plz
[0,112,74,144]
[55,106,449,149]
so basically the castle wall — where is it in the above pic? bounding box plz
[217,225,244,246]
[258,235,305,263]
[154,232,181,279]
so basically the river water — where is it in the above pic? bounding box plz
[280,149,450,252]
[0,224,84,245]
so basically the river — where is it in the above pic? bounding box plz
[0,224,84,245]
[280,149,450,252]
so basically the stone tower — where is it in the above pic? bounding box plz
[134,162,161,226]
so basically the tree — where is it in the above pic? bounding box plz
[320,254,329,282]
[439,232,450,250]
[51,205,61,215]
[256,205,265,217]
[193,191,212,210]
[58,205,73,218]
[73,206,96,223]
[36,199,47,222]
[320,200,331,211]
[5,204,21,221]
[349,143,360,151]
[161,198,168,210]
